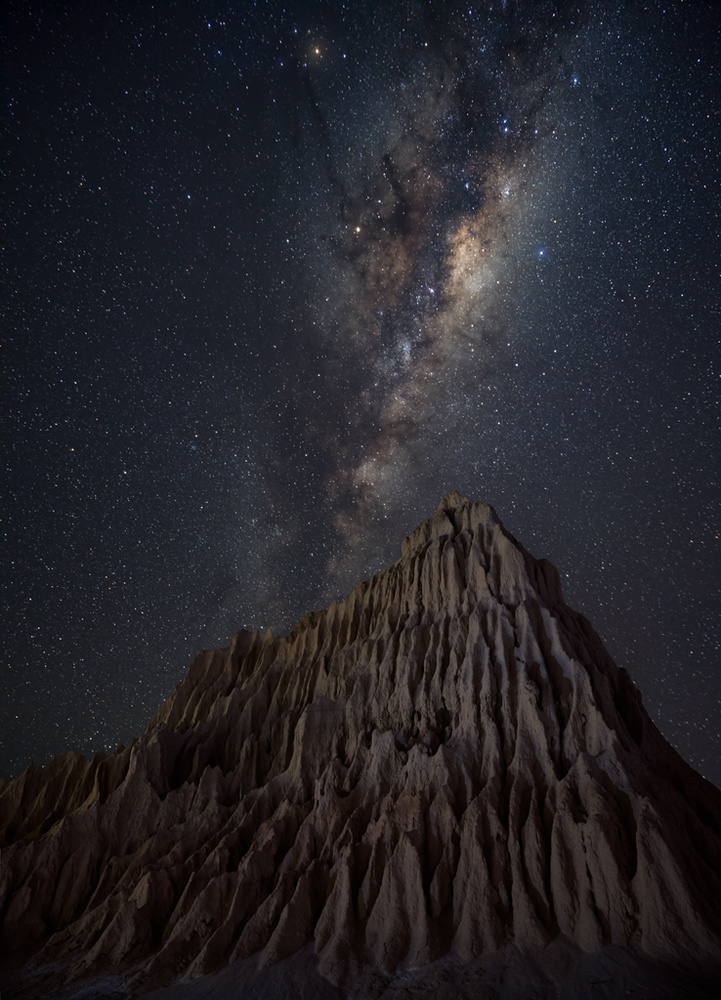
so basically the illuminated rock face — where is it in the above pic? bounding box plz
[2,493,721,994]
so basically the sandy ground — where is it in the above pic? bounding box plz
[4,940,720,1000]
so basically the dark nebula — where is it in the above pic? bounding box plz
[3,1,720,786]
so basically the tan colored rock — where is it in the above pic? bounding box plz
[1,493,720,997]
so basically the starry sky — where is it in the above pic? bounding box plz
[3,1,720,787]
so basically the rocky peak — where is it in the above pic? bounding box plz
[400,491,562,608]
[1,496,720,998]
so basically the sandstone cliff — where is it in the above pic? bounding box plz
[2,493,721,997]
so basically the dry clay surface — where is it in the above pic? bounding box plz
[2,493,721,998]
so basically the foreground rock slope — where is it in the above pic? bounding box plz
[2,493,721,997]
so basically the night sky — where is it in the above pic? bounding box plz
[3,1,720,788]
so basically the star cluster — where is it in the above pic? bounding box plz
[3,1,720,787]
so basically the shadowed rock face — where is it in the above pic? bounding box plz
[2,493,721,996]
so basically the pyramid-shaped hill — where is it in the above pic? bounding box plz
[2,493,721,998]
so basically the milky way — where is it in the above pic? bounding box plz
[4,1,720,787]
[310,3,586,588]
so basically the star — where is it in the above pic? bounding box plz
[2,0,719,796]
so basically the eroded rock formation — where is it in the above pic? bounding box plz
[2,493,721,996]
